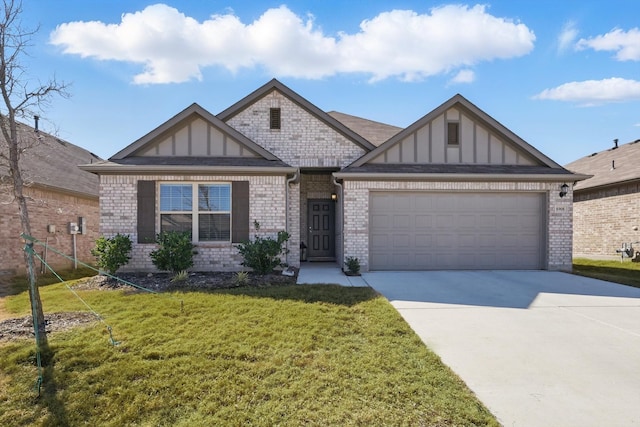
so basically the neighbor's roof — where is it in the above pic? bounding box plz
[0,122,100,198]
[327,111,402,147]
[565,139,640,191]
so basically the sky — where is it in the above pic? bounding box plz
[15,0,640,166]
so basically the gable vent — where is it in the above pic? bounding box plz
[270,108,281,130]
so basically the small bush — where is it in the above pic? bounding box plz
[150,231,195,274]
[237,221,290,275]
[232,271,250,286]
[171,270,189,283]
[91,234,132,276]
[344,256,361,275]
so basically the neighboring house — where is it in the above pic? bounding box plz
[566,139,640,259]
[0,122,101,279]
[81,79,586,273]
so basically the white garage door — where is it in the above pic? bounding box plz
[369,192,545,270]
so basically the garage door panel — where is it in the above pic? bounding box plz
[370,192,544,270]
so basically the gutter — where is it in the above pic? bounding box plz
[332,172,592,182]
[79,164,298,175]
[285,169,300,266]
[332,174,344,269]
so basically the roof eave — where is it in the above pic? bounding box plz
[574,176,640,193]
[333,172,592,182]
[79,164,297,175]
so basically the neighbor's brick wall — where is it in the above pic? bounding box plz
[573,182,640,259]
[100,174,289,272]
[342,181,574,272]
[0,186,99,278]
[226,89,366,168]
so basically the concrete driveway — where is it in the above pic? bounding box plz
[363,271,640,427]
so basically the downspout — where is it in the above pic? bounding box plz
[285,169,300,266]
[332,174,344,269]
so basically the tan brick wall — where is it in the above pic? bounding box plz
[0,186,99,278]
[573,183,640,259]
[227,90,366,168]
[99,174,289,272]
[342,180,574,272]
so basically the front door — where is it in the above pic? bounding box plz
[307,199,335,260]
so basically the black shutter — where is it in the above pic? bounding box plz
[232,181,249,243]
[137,180,156,243]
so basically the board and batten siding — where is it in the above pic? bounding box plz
[135,117,258,158]
[369,108,537,165]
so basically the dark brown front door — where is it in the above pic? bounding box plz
[307,199,335,260]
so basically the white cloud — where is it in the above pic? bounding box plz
[49,3,535,84]
[557,21,578,54]
[449,69,476,84]
[533,78,640,106]
[577,28,640,61]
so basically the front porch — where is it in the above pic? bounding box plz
[296,262,368,287]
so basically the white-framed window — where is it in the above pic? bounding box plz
[159,182,231,242]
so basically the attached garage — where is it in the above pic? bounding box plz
[369,192,545,270]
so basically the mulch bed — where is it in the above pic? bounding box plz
[0,269,299,343]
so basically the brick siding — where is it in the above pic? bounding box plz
[0,186,99,278]
[573,182,640,259]
[226,90,366,168]
[99,174,289,272]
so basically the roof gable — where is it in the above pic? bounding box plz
[218,79,376,152]
[350,94,563,169]
[566,139,640,191]
[110,103,279,161]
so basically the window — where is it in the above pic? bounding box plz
[159,183,231,242]
[269,107,281,130]
[447,122,460,145]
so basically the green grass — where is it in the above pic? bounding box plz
[0,281,497,426]
[573,258,640,288]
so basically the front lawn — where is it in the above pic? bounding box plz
[573,258,640,288]
[0,280,497,426]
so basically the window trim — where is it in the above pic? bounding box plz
[447,121,460,146]
[159,182,232,243]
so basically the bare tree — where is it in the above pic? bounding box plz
[0,0,69,348]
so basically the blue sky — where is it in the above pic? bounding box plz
[18,0,640,165]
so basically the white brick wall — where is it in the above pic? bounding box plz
[342,180,574,272]
[100,174,288,272]
[227,90,366,168]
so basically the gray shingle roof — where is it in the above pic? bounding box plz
[0,122,100,198]
[565,139,640,191]
[327,111,402,146]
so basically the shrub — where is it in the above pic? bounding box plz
[170,270,189,283]
[91,234,132,276]
[150,231,195,274]
[344,256,361,275]
[232,271,250,286]
[237,221,290,275]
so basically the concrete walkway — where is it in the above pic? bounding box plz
[296,262,368,287]
[364,270,640,427]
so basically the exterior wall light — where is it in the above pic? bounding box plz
[559,183,569,198]
[331,193,337,201]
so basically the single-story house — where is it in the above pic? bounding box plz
[0,121,101,279]
[565,139,640,260]
[81,79,587,272]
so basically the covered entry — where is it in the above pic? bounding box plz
[369,192,545,270]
